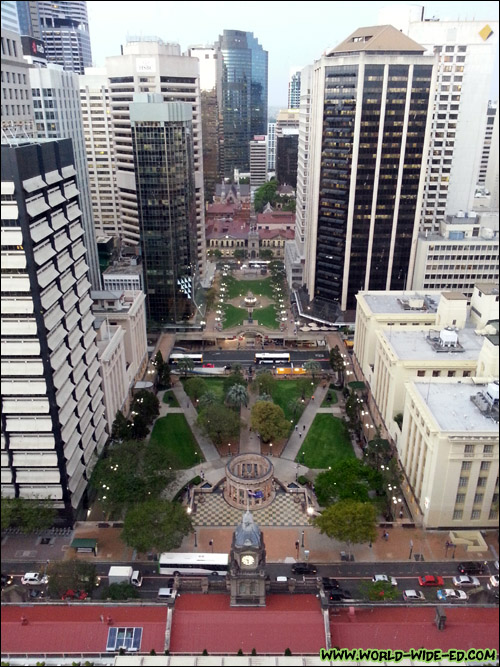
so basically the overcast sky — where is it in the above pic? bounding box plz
[87,1,499,106]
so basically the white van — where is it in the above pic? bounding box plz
[157,587,173,599]
[131,570,143,587]
[21,572,48,585]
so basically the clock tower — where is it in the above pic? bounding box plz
[229,510,267,606]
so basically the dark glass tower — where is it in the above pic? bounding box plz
[216,30,268,178]
[130,97,198,326]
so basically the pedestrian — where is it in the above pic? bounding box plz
[295,425,298,431]
[311,396,314,402]
[187,401,189,408]
[299,432,302,438]
[303,424,306,431]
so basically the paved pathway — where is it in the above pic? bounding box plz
[280,382,330,461]
[239,387,260,454]
[170,382,219,462]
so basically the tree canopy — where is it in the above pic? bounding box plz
[314,459,382,506]
[254,180,278,213]
[46,559,98,597]
[255,370,274,397]
[197,403,240,444]
[251,401,290,443]
[1,496,56,533]
[226,383,248,408]
[314,500,377,549]
[184,377,208,401]
[131,390,160,424]
[122,499,193,553]
[223,369,246,393]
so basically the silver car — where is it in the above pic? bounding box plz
[452,575,480,587]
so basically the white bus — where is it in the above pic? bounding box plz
[168,353,203,365]
[254,352,291,364]
[159,552,229,577]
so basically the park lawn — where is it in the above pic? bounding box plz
[180,377,227,402]
[321,389,338,407]
[222,303,247,329]
[224,275,274,299]
[162,390,180,407]
[253,304,279,329]
[149,414,202,469]
[295,414,354,468]
[271,379,317,424]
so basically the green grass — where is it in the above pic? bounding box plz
[253,305,279,329]
[162,390,180,407]
[295,414,354,468]
[224,275,275,300]
[348,381,366,390]
[149,414,203,468]
[180,376,227,402]
[271,379,317,425]
[321,389,338,407]
[222,303,247,329]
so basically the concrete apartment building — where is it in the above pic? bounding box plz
[1,139,107,523]
[1,29,35,136]
[267,121,276,172]
[92,289,147,432]
[288,68,301,109]
[83,39,206,277]
[249,135,267,187]
[478,102,497,187]
[412,210,498,298]
[353,284,499,529]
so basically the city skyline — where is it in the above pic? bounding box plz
[87,0,499,106]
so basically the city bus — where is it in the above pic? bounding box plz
[254,352,291,364]
[168,353,203,365]
[158,552,229,577]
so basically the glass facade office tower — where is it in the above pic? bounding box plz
[216,30,268,178]
[304,25,435,314]
[130,97,198,326]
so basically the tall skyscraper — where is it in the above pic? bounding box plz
[36,0,92,74]
[379,7,499,231]
[266,121,276,172]
[478,102,497,187]
[16,0,42,39]
[250,135,267,187]
[1,0,20,32]
[130,97,199,326]
[1,138,106,523]
[288,68,302,109]
[303,25,435,315]
[95,39,206,277]
[216,30,268,178]
[29,64,101,289]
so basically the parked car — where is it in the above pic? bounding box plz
[372,574,398,586]
[452,575,481,587]
[61,589,88,600]
[403,590,426,602]
[457,561,486,575]
[21,572,48,586]
[418,575,445,587]
[28,588,45,599]
[487,575,499,590]
[328,590,353,602]
[321,577,340,590]
[1,573,14,587]
[291,563,318,575]
[202,363,215,368]
[437,589,468,602]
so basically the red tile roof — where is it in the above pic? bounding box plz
[257,212,295,225]
[259,228,295,240]
[206,204,236,215]
[1,605,168,655]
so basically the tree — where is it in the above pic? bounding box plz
[303,359,321,381]
[257,393,273,402]
[177,357,194,378]
[254,179,278,213]
[184,377,207,401]
[282,199,296,213]
[255,370,274,396]
[329,346,345,387]
[314,500,377,557]
[205,287,217,311]
[154,352,171,389]
[122,499,193,553]
[130,413,149,440]
[111,410,131,441]
[394,413,404,429]
[234,248,247,260]
[288,398,305,420]
[131,390,159,424]
[259,248,274,260]
[198,390,218,410]
[223,369,246,393]
[345,391,362,436]
[208,248,222,260]
[105,582,140,600]
[1,497,56,533]
[46,559,97,597]
[314,459,381,506]
[226,384,248,408]
[364,432,392,468]
[197,404,240,444]
[251,401,290,443]
[358,579,399,602]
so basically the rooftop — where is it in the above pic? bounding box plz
[413,381,499,432]
[361,291,442,315]
[103,263,143,276]
[326,24,425,56]
[383,326,485,361]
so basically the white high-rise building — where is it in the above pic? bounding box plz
[1,0,20,33]
[29,63,101,289]
[80,69,121,240]
[250,135,267,187]
[93,39,206,277]
[379,7,499,231]
[1,138,107,523]
[1,29,35,137]
[266,121,276,172]
[288,67,302,109]
[478,102,497,187]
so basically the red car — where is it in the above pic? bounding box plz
[418,575,445,587]
[202,363,215,368]
[61,589,88,600]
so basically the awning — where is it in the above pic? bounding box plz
[70,538,97,555]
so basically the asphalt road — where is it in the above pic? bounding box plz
[174,349,332,371]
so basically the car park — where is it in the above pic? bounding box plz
[21,572,48,586]
[457,561,486,575]
[372,574,397,586]
[291,563,318,575]
[452,575,481,587]
[418,575,445,587]
[403,590,425,602]
[436,589,468,602]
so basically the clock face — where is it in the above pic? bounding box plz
[241,554,255,566]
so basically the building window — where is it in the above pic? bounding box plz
[461,461,472,471]
[417,370,425,377]
[432,370,441,377]
[489,509,498,520]
[473,493,483,505]
[453,510,463,520]
[447,370,456,377]
[484,445,493,454]
[477,477,487,488]
[455,493,465,504]
[471,510,481,520]
[480,461,491,471]
[464,445,474,455]
[458,477,468,487]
